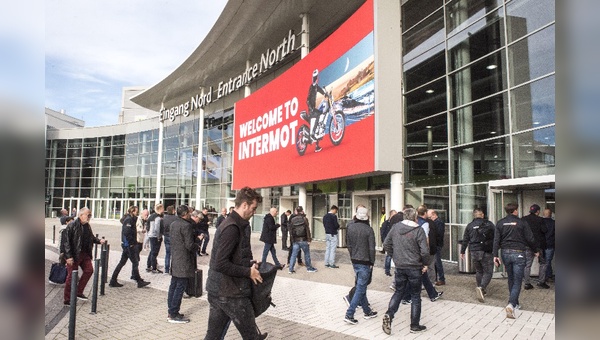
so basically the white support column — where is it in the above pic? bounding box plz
[390,172,403,211]
[155,114,164,205]
[299,186,307,211]
[195,89,205,210]
[297,13,310,206]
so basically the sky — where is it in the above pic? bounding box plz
[45,0,227,127]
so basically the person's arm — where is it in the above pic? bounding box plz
[461,225,471,255]
[493,222,502,265]
[417,228,431,271]
[305,217,312,242]
[383,228,393,256]
[368,228,376,265]
[523,221,539,254]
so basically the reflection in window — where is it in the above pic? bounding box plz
[506,0,555,43]
[402,0,443,33]
[403,9,445,60]
[509,25,555,87]
[452,93,509,145]
[450,50,506,108]
[454,184,488,224]
[406,152,449,187]
[511,75,555,132]
[404,43,445,92]
[406,113,448,155]
[451,137,510,184]
[512,127,555,178]
[405,78,446,123]
[446,0,503,36]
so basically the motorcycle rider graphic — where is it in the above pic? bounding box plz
[306,69,327,152]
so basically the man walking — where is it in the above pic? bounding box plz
[147,204,164,273]
[382,207,429,335]
[381,210,397,276]
[198,208,211,256]
[323,205,340,268]
[162,205,177,274]
[167,205,197,323]
[522,204,549,289]
[460,208,495,302]
[493,202,538,319]
[280,210,291,250]
[135,209,149,261]
[344,206,377,325]
[109,206,151,288]
[288,206,317,273]
[428,209,446,286]
[260,207,283,268]
[215,208,227,229]
[542,208,555,282]
[62,207,105,305]
[205,187,266,339]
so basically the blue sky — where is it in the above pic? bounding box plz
[44,0,227,127]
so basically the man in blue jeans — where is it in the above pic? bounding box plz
[288,206,317,273]
[344,206,377,324]
[323,205,340,268]
[428,209,446,286]
[382,207,429,335]
[493,202,538,319]
[162,205,177,274]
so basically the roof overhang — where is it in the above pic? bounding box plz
[489,175,555,190]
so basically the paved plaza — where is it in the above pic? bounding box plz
[45,218,555,339]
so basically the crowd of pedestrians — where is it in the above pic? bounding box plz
[56,190,555,338]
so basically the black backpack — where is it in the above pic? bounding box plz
[290,215,307,237]
[251,262,278,317]
[474,221,494,253]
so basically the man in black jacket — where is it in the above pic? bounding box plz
[109,206,151,288]
[198,208,211,256]
[62,207,105,305]
[260,207,283,268]
[428,209,446,286]
[460,208,495,302]
[205,187,265,340]
[280,210,291,250]
[493,202,538,319]
[162,205,177,274]
[215,208,227,229]
[542,208,555,281]
[323,205,341,268]
[522,204,549,289]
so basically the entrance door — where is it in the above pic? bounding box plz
[370,196,385,249]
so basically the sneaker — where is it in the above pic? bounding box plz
[329,264,339,269]
[109,281,124,288]
[385,272,391,277]
[364,311,378,319]
[344,315,358,325]
[201,252,209,256]
[137,280,151,288]
[482,287,488,296]
[307,267,318,273]
[431,291,443,302]
[382,314,392,335]
[343,295,350,306]
[315,146,322,152]
[152,269,163,274]
[476,287,485,303]
[168,314,190,324]
[537,282,550,289]
[197,252,203,256]
[401,299,411,305]
[389,284,396,291]
[325,264,330,268]
[278,264,286,270]
[410,325,427,333]
[77,294,88,301]
[524,283,534,290]
[505,304,515,319]
[288,270,296,274]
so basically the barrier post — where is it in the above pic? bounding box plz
[68,270,78,340]
[100,245,107,296]
[90,258,100,314]
[93,234,99,260]
[53,225,56,244]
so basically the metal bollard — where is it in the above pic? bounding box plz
[91,258,100,314]
[69,269,78,340]
[53,225,56,244]
[94,234,99,260]
[100,245,107,296]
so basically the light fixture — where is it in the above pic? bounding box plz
[533,121,540,125]
[425,89,434,94]
[486,64,497,70]
[426,125,432,129]
[490,131,497,135]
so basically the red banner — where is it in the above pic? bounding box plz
[233,0,374,189]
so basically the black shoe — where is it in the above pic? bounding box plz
[130,276,135,280]
[431,291,443,302]
[146,267,152,272]
[77,294,88,301]
[63,300,70,306]
[410,325,427,333]
[315,145,322,152]
[259,332,269,340]
[137,280,151,288]
[382,314,392,335]
[537,282,550,289]
[344,315,358,325]
[109,281,124,288]
[201,252,209,256]
[152,269,163,274]
[329,264,340,269]
[524,283,534,290]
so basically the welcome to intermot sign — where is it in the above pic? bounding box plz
[159,30,297,122]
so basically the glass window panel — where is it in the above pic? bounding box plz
[164,150,178,163]
[125,133,138,145]
[506,0,555,43]
[164,124,179,138]
[449,50,507,108]
[125,156,137,167]
[65,168,81,178]
[406,113,448,155]
[406,152,449,187]
[67,148,81,158]
[403,43,445,92]
[508,25,555,87]
[139,130,153,143]
[54,159,65,168]
[513,127,555,178]
[451,137,510,184]
[111,166,124,177]
[402,0,443,33]
[405,78,447,123]
[222,138,233,154]
[223,109,234,139]
[447,9,505,72]
[453,184,488,224]
[82,158,96,168]
[112,145,125,156]
[54,140,67,158]
[403,9,445,61]
[83,146,97,158]
[112,135,125,146]
[180,120,195,135]
[446,0,503,36]
[511,75,555,132]
[67,139,82,148]
[125,165,137,177]
[163,137,179,150]
[424,187,449,222]
[451,93,509,145]
[180,133,194,148]
[66,159,81,168]
[126,143,139,155]
[111,157,124,167]
[80,178,93,188]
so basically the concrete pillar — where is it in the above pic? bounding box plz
[299,186,307,211]
[155,115,164,205]
[390,173,403,211]
[195,89,205,210]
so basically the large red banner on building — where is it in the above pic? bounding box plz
[232,0,374,189]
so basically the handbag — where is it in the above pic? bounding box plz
[49,262,67,284]
[250,262,278,317]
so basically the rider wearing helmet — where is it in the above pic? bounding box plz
[306,69,327,152]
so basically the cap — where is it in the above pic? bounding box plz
[529,204,541,214]
[356,207,368,221]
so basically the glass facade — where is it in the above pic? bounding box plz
[403,0,555,260]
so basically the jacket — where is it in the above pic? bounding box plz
[206,211,254,298]
[215,214,226,229]
[135,217,146,244]
[418,216,437,255]
[289,214,312,242]
[380,220,391,242]
[259,214,279,245]
[323,212,340,235]
[383,220,430,269]
[345,219,376,266]
[522,213,546,250]
[62,219,101,262]
[162,213,177,237]
[543,217,555,248]
[432,218,445,249]
[493,214,538,257]
[147,213,163,239]
[120,214,137,247]
[461,218,495,253]
[198,213,209,233]
[280,213,289,230]
[169,216,197,278]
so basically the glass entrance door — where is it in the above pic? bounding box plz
[370,196,385,249]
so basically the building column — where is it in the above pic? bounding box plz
[155,113,164,205]
[390,173,403,211]
[299,186,307,211]
[296,13,310,209]
[195,89,205,210]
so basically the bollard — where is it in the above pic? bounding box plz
[90,258,100,314]
[94,234,99,260]
[68,269,78,340]
[100,245,107,296]
[53,225,56,244]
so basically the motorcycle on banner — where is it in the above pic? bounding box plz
[295,89,346,156]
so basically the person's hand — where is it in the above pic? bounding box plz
[66,258,74,266]
[460,254,465,260]
[100,239,106,244]
[250,263,263,285]
[494,257,501,267]
[422,266,428,274]
[198,234,205,240]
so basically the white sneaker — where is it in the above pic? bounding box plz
[505,304,515,319]
[476,287,485,302]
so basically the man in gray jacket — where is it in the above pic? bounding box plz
[344,206,377,325]
[382,207,429,335]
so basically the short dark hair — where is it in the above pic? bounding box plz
[330,205,338,211]
[177,205,190,217]
[166,205,175,214]
[234,187,262,208]
[417,204,428,216]
[505,202,518,215]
